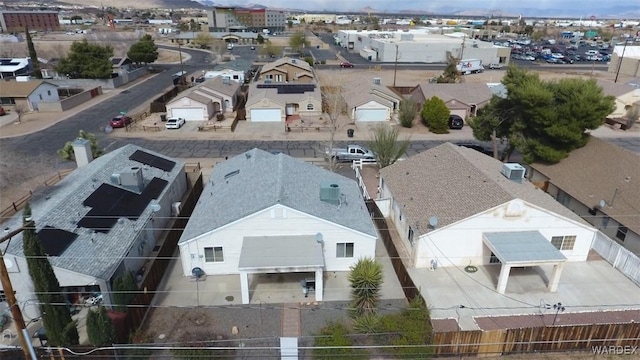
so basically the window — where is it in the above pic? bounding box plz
[601,216,610,228]
[616,226,628,242]
[551,235,576,250]
[336,243,354,258]
[556,190,569,206]
[306,103,314,110]
[489,252,501,264]
[47,90,51,96]
[408,227,415,246]
[204,247,224,262]
[39,94,43,100]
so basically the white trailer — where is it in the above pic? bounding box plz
[456,59,484,75]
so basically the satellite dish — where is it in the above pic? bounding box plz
[599,199,606,208]
[428,216,439,228]
[315,233,324,244]
[192,267,205,279]
[5,258,13,269]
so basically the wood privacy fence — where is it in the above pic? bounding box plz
[365,200,419,301]
[0,169,74,220]
[433,323,640,356]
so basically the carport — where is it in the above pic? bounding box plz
[483,231,567,294]
[238,235,325,304]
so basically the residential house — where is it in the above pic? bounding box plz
[409,83,494,120]
[377,143,597,294]
[177,149,378,304]
[259,57,314,83]
[1,144,188,318]
[596,78,640,119]
[111,57,133,72]
[245,82,322,122]
[528,137,640,254]
[166,77,241,120]
[0,80,59,111]
[204,68,247,84]
[0,57,31,79]
[344,78,403,122]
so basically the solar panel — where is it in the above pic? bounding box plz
[256,83,315,94]
[77,178,168,233]
[37,226,78,256]
[129,150,175,172]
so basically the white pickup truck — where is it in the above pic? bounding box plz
[325,145,376,162]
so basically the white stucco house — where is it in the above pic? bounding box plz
[178,149,378,304]
[377,143,597,294]
[166,77,241,120]
[1,144,187,319]
[344,78,403,122]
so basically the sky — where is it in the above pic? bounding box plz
[214,0,636,15]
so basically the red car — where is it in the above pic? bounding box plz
[109,115,132,128]
[340,61,354,68]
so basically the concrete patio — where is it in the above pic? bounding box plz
[153,235,406,307]
[413,260,640,331]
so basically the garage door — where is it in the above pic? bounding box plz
[251,108,281,122]
[170,108,205,121]
[356,108,387,122]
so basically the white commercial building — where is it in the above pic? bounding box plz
[336,29,511,64]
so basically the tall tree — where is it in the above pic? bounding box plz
[112,271,137,313]
[22,203,79,346]
[437,52,461,83]
[25,27,42,79]
[57,130,103,162]
[127,34,158,64]
[86,306,115,346]
[471,66,615,163]
[288,31,309,53]
[55,39,113,79]
[368,125,409,169]
[420,96,450,134]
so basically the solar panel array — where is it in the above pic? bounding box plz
[77,177,168,233]
[256,83,316,94]
[36,226,79,256]
[129,150,176,172]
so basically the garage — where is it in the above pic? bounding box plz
[250,108,282,122]
[355,108,388,122]
[169,107,206,121]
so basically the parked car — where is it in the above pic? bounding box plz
[109,115,132,128]
[448,115,464,130]
[165,117,186,129]
[489,63,504,69]
[325,145,375,162]
[250,46,256,50]
[340,61,354,68]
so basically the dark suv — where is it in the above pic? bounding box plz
[448,115,464,129]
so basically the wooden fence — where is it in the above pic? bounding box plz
[365,200,419,301]
[0,169,74,220]
[433,323,640,356]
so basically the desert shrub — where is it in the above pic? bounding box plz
[313,322,367,360]
[398,99,417,128]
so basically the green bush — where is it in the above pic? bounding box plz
[86,306,115,346]
[352,313,380,334]
[375,297,434,358]
[420,96,450,134]
[313,322,367,360]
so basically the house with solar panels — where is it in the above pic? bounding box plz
[1,143,187,318]
[177,149,377,304]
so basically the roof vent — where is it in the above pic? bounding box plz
[501,163,525,183]
[373,77,381,85]
[320,182,340,205]
[224,169,240,180]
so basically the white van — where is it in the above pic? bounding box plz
[585,50,599,56]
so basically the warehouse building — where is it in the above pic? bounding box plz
[608,45,640,78]
[336,29,510,64]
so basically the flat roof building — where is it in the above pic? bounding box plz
[0,10,59,32]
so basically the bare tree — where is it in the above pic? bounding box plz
[13,104,27,123]
[320,74,349,172]
[624,104,639,129]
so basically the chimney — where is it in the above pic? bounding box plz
[72,138,93,167]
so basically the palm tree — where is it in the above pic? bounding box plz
[348,257,383,317]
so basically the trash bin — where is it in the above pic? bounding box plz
[160,114,167,122]
[347,129,354,138]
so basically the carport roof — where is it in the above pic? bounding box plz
[238,235,324,271]
[483,231,567,264]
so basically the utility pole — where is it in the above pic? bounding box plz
[614,40,630,83]
[177,40,185,85]
[0,221,36,360]
[393,43,399,87]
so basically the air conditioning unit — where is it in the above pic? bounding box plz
[373,77,381,85]
[171,202,182,216]
[501,163,526,183]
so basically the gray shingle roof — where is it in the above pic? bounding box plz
[379,143,588,234]
[200,76,241,97]
[4,144,185,280]
[344,78,402,109]
[530,137,640,235]
[179,149,377,244]
[245,82,321,108]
